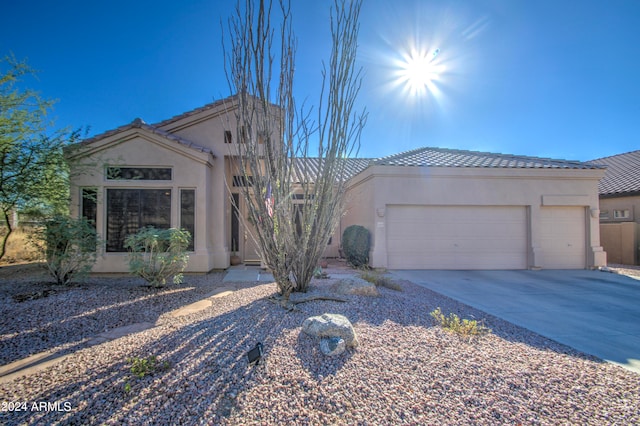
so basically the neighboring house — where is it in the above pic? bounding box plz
[68,95,607,272]
[589,150,640,265]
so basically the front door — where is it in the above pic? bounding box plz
[243,218,262,265]
[232,193,262,265]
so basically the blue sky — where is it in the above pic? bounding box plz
[2,0,639,161]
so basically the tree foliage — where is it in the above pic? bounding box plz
[224,0,366,300]
[0,54,77,260]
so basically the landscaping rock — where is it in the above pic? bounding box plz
[302,313,359,348]
[319,337,346,356]
[331,277,379,297]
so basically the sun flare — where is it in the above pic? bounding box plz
[396,48,443,97]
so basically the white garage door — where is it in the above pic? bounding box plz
[386,205,528,270]
[539,207,586,269]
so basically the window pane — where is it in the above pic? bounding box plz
[294,204,304,237]
[107,189,140,252]
[141,190,171,229]
[231,193,240,252]
[81,188,97,229]
[232,175,255,187]
[106,189,171,252]
[106,167,172,180]
[181,190,195,251]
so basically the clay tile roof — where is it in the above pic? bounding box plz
[152,95,239,129]
[289,147,602,183]
[588,150,640,197]
[372,146,603,170]
[291,157,373,183]
[74,119,214,156]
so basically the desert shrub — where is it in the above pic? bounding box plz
[360,270,402,291]
[125,227,191,287]
[124,355,171,394]
[342,225,370,267]
[128,355,171,378]
[430,307,490,340]
[31,216,98,285]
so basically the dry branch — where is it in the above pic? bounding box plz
[224,0,366,300]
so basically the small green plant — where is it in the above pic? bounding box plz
[125,227,191,287]
[124,355,170,394]
[30,215,99,285]
[342,225,370,268]
[430,307,490,340]
[360,270,402,291]
[128,355,171,379]
[313,266,329,279]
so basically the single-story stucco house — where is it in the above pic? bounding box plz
[68,95,607,272]
[589,150,640,265]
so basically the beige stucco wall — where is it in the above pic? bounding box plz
[69,97,282,273]
[342,165,606,269]
[598,195,640,266]
[156,98,281,266]
[600,222,639,265]
[70,96,606,272]
[599,195,640,224]
[69,130,217,273]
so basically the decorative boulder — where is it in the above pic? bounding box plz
[331,277,379,297]
[319,337,346,356]
[302,313,359,348]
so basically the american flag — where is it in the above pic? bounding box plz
[265,183,274,217]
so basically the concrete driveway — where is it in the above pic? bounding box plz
[391,269,640,374]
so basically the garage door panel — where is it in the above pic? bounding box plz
[387,205,527,270]
[540,207,585,269]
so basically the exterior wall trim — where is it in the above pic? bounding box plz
[541,194,590,206]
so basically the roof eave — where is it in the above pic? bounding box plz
[65,124,215,166]
[600,190,640,199]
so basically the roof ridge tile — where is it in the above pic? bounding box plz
[371,146,600,170]
[74,118,214,156]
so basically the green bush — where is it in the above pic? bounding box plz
[430,307,491,340]
[125,227,191,287]
[342,225,370,267]
[31,215,98,285]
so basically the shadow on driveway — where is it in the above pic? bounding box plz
[391,269,640,374]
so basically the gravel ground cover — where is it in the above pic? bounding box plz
[1,263,639,425]
[0,263,226,366]
[607,263,640,278]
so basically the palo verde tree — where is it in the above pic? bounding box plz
[224,0,366,301]
[0,54,76,260]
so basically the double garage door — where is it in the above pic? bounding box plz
[386,205,585,270]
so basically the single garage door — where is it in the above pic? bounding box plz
[386,205,528,269]
[539,207,586,269]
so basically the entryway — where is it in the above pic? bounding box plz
[231,193,262,265]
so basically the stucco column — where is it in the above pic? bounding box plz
[211,163,230,269]
[588,207,607,267]
[370,206,388,268]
